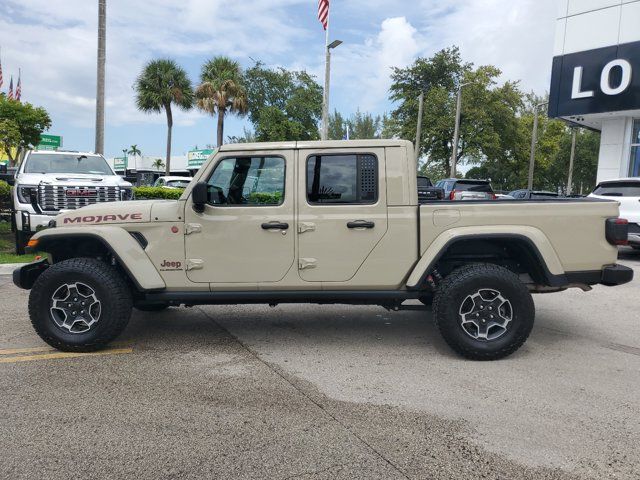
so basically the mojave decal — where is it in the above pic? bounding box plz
[63,213,144,224]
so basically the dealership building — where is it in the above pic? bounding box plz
[550,0,640,181]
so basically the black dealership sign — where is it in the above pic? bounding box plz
[549,40,640,118]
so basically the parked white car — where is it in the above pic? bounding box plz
[589,178,640,248]
[154,176,192,189]
[12,150,133,254]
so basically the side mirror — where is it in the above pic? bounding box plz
[192,181,208,213]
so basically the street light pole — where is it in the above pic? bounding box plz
[527,102,549,191]
[321,37,342,141]
[415,92,424,163]
[450,82,469,178]
[567,128,577,195]
[95,0,106,155]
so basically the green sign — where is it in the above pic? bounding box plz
[188,149,214,169]
[37,134,63,151]
[113,157,127,170]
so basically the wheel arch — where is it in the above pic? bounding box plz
[407,230,567,290]
[30,227,165,291]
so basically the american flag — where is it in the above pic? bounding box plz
[318,0,329,30]
[7,75,13,100]
[15,71,21,101]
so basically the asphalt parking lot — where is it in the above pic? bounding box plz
[1,250,639,480]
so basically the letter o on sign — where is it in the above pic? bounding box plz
[600,59,632,96]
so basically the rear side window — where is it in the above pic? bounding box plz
[307,154,378,204]
[593,182,640,197]
[454,181,493,193]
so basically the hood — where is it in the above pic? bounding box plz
[55,200,159,227]
[16,172,132,187]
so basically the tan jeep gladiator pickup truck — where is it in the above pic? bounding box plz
[13,140,633,360]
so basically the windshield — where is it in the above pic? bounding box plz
[455,181,493,192]
[593,182,640,197]
[166,180,191,189]
[24,154,114,175]
[417,177,433,188]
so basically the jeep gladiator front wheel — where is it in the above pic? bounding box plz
[433,264,534,360]
[28,258,133,352]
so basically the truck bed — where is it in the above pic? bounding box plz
[418,198,620,274]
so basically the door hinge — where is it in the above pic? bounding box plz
[186,259,204,271]
[185,223,202,235]
[298,222,316,234]
[298,258,317,270]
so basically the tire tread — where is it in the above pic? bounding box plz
[28,258,133,352]
[433,264,534,361]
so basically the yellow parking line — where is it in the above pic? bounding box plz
[0,346,56,355]
[0,347,133,364]
[0,342,130,356]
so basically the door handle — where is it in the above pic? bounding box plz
[347,220,375,229]
[261,222,289,230]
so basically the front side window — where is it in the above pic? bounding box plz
[307,154,378,204]
[206,156,285,206]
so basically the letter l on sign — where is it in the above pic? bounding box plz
[571,66,595,99]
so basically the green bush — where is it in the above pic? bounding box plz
[248,192,282,205]
[133,186,183,200]
[0,180,10,201]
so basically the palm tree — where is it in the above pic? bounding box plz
[135,59,193,176]
[196,57,248,147]
[152,158,165,172]
[128,144,141,157]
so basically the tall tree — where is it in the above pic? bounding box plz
[388,47,522,176]
[127,144,141,157]
[327,109,392,140]
[134,59,193,176]
[0,96,51,165]
[196,57,248,147]
[244,63,323,142]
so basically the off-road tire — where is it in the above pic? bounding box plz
[28,258,133,352]
[134,303,170,312]
[15,231,27,256]
[433,264,535,360]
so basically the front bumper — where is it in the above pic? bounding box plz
[13,259,49,290]
[601,264,634,286]
[15,209,56,234]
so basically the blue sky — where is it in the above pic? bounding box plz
[1,0,558,159]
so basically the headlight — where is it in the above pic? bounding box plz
[17,185,37,204]
[120,187,134,201]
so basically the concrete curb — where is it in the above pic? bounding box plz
[0,263,25,276]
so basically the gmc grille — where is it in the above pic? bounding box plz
[37,185,121,212]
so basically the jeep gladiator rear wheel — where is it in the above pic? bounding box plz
[28,258,133,352]
[433,264,534,360]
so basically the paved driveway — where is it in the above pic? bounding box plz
[1,250,639,479]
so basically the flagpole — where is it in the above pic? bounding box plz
[321,9,330,141]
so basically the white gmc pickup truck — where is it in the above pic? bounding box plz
[12,150,133,254]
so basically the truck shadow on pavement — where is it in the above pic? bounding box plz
[124,304,549,360]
